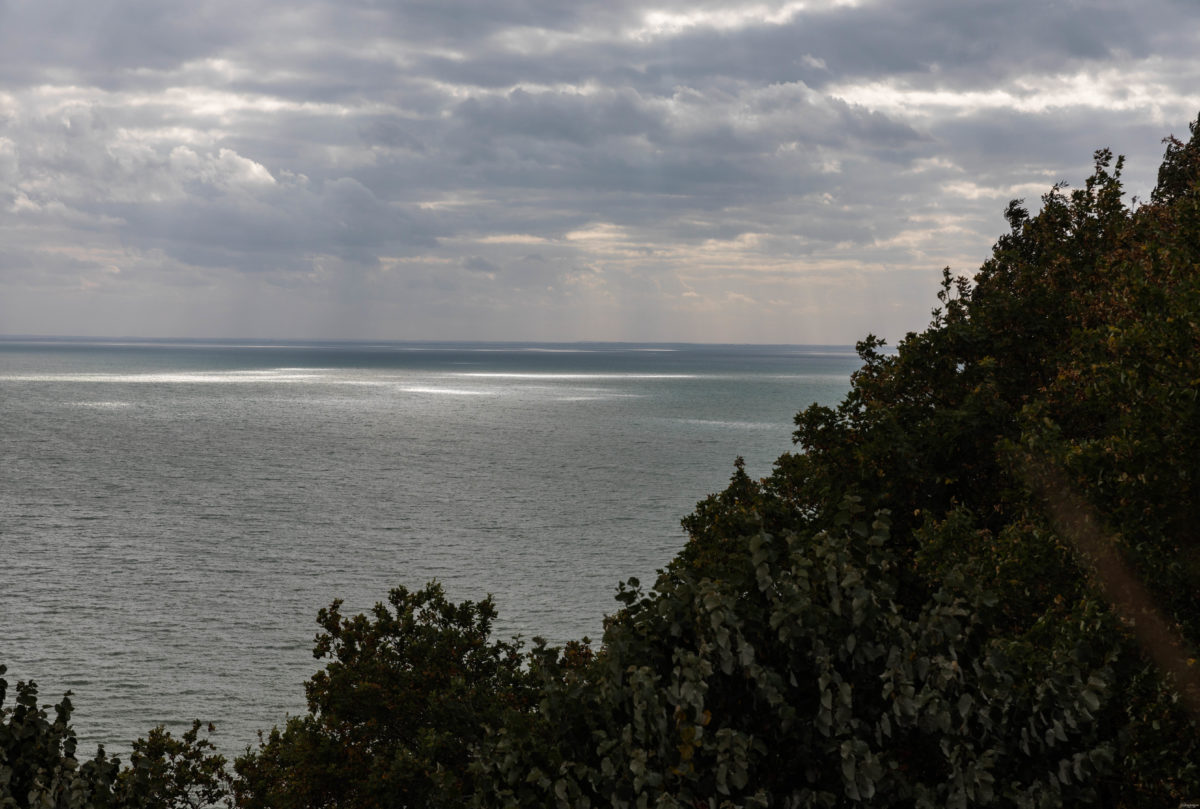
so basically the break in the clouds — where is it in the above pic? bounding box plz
[1,0,1198,342]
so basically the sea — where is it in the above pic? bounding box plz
[0,338,860,759]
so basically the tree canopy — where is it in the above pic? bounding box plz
[5,115,1200,808]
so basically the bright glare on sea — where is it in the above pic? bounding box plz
[0,338,859,758]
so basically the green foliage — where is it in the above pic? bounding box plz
[0,665,119,809]
[113,723,229,809]
[233,582,530,809]
[0,665,229,809]
[469,115,1200,806]
[471,500,1126,808]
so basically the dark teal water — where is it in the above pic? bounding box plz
[0,339,859,756]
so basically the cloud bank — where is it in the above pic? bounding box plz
[2,0,1197,342]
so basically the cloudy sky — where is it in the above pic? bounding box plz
[1,0,1197,343]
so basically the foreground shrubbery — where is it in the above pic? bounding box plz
[4,117,1199,807]
[0,668,228,809]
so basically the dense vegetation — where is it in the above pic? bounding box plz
[4,116,1199,807]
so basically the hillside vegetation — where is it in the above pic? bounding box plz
[5,116,1200,808]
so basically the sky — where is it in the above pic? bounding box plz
[1,0,1197,344]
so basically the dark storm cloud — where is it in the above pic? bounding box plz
[1,0,1197,341]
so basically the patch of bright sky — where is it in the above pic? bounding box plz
[416,192,497,211]
[942,180,1054,201]
[23,82,376,123]
[490,26,598,56]
[629,0,861,39]
[830,66,1200,123]
[565,222,630,243]
[145,87,372,119]
[474,234,551,245]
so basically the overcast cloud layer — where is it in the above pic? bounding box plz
[2,0,1197,342]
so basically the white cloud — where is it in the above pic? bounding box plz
[829,64,1200,124]
[0,0,1195,341]
[170,147,276,190]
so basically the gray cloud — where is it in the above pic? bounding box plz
[1,0,1197,342]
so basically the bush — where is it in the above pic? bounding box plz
[0,666,229,809]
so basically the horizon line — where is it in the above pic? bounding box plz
[0,334,864,349]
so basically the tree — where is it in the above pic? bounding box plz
[472,500,1123,808]
[113,722,230,809]
[470,116,1200,807]
[0,665,229,809]
[0,665,120,809]
[233,583,531,809]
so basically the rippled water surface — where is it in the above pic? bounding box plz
[0,339,858,756]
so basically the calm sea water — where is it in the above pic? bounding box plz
[0,338,859,757]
